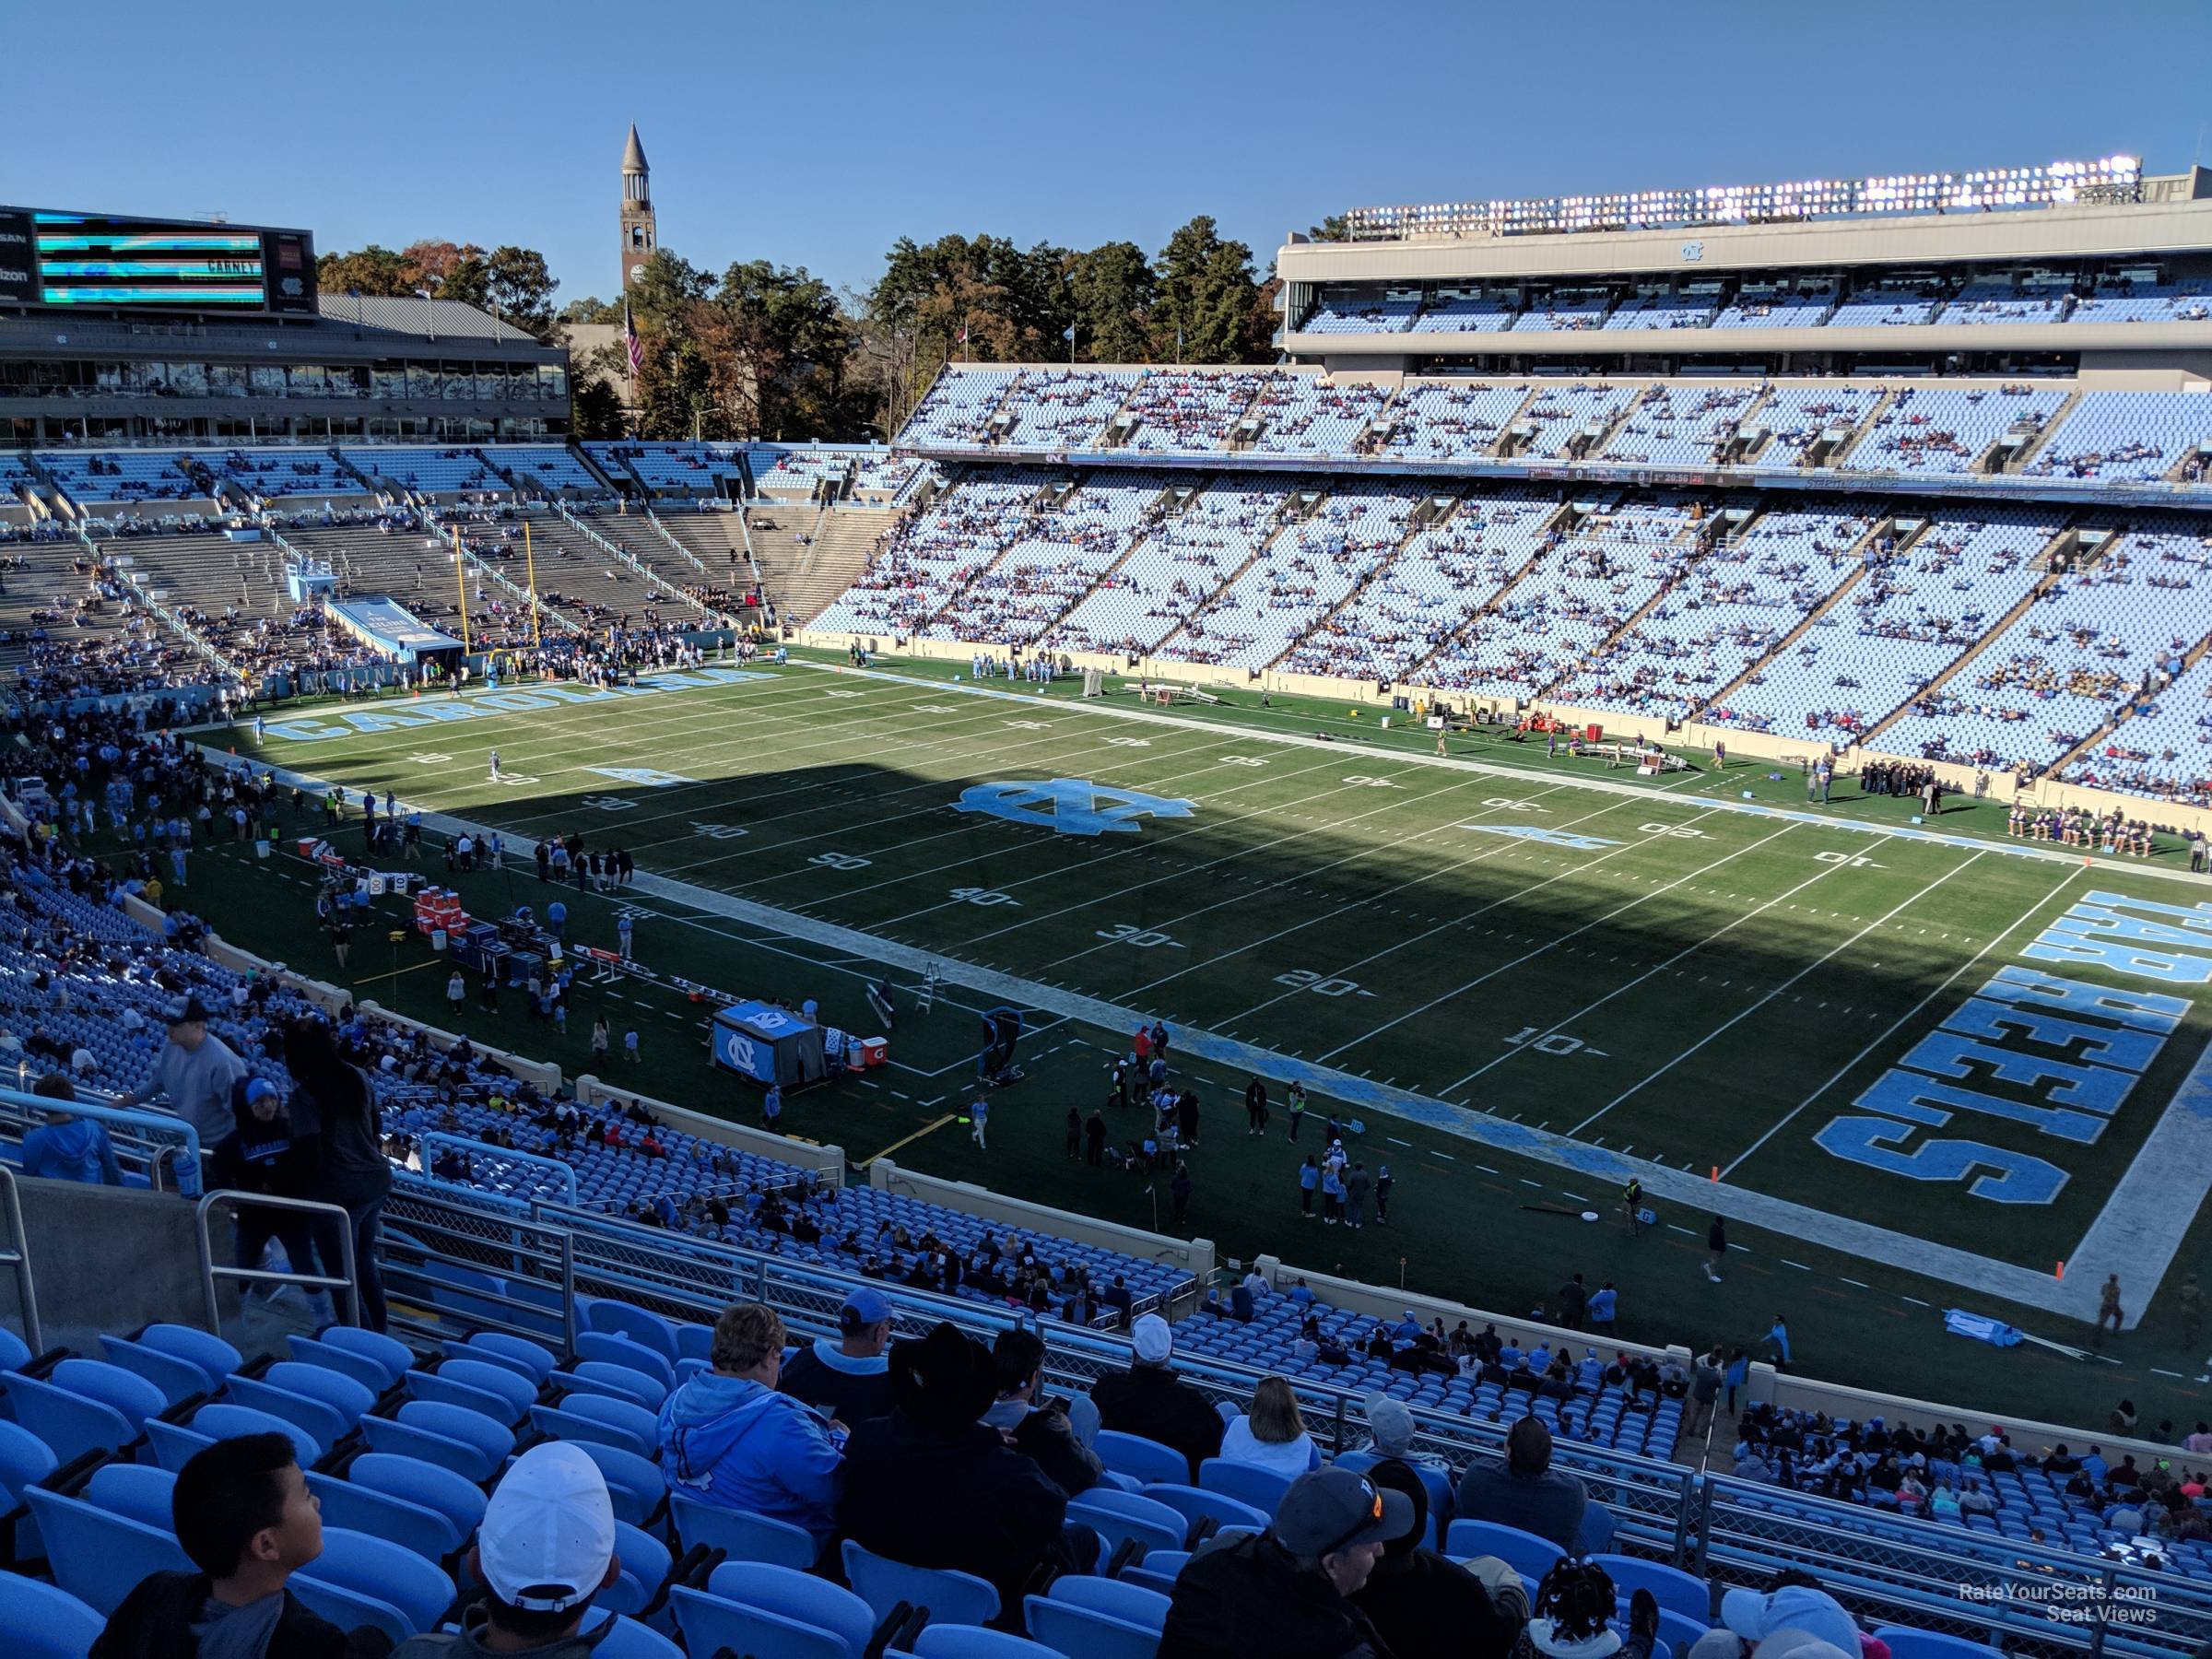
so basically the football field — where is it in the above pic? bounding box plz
[211,651,2212,1419]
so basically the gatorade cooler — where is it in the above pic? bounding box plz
[856,1036,888,1068]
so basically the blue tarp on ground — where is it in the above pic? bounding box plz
[1944,1309,2024,1347]
[328,596,462,665]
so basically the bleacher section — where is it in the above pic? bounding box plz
[2069,276,2212,324]
[342,447,506,497]
[919,474,1166,645]
[1842,385,2068,477]
[202,448,358,501]
[35,453,207,507]
[2027,393,2212,481]
[809,470,1051,638]
[1045,481,1281,657]
[494,445,609,495]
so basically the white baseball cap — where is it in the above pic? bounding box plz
[1132,1312,1173,1364]
[477,1442,616,1613]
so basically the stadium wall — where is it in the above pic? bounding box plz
[571,1072,847,1186]
[869,1157,1215,1295]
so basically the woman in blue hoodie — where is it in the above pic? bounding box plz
[658,1302,844,1559]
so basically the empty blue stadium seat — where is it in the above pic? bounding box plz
[1095,1430,1187,1488]
[1024,1594,1161,1659]
[6,1373,142,1465]
[601,1519,674,1619]
[1068,1489,1187,1556]
[1043,1574,1171,1629]
[99,1337,215,1407]
[222,1374,351,1448]
[406,1366,527,1427]
[83,1462,177,1531]
[1446,1519,1566,1580]
[585,1300,681,1364]
[672,1561,877,1659]
[147,1401,320,1474]
[579,1608,686,1659]
[288,1334,395,1394]
[1139,1483,1270,1539]
[444,1331,558,1384]
[1875,1628,2002,1659]
[577,1332,677,1393]
[1117,1548,1187,1597]
[1197,1458,1292,1514]
[0,1569,106,1659]
[314,1326,415,1387]
[136,1325,244,1391]
[288,1574,412,1648]
[530,1397,656,1462]
[309,1524,457,1634]
[348,1452,488,1540]
[673,1491,818,1570]
[359,1401,507,1485]
[912,1627,1062,1659]
[21,1487,194,1616]
[568,1439,666,1529]
[307,1471,463,1564]
[1591,1554,1710,1622]
[842,1537,999,1627]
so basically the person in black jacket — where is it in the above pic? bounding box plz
[214,1076,323,1310]
[838,1322,1091,1620]
[1161,1465,1414,1659]
[1089,1312,1224,1480]
[982,1326,1103,1500]
[1352,1458,1526,1659]
[284,1018,392,1333]
[777,1288,895,1427]
[93,1431,392,1659]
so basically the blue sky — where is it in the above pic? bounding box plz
[6,0,2206,308]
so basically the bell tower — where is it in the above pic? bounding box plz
[619,124,655,293]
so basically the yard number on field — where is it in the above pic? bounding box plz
[1815,850,1884,868]
[690,822,747,841]
[1274,967,1377,998]
[1640,822,1708,839]
[809,852,872,871]
[1221,757,1269,768]
[1343,775,1398,788]
[950,887,1021,908]
[580,795,636,812]
[1502,1027,1610,1058]
[1095,923,1185,949]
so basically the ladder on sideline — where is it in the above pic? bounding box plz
[915,965,941,1015]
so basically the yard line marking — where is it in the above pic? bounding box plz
[1781,1259,1811,1271]
[1566,841,1968,1135]
[2151,1368,2187,1379]
[1475,1164,1498,1174]
[1519,1179,1541,1187]
[1900,1296,1931,1307]
[1667,1225,1696,1236]
[1386,1136,1413,1147]
[1719,862,2081,1179]
[1359,816,1795,1081]
[1840,1277,1869,1288]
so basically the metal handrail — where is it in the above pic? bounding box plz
[194,1189,359,1330]
[0,1088,203,1194]
[0,1166,41,1352]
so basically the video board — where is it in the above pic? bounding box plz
[0,207,316,314]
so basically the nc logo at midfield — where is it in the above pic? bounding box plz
[956,779,1196,838]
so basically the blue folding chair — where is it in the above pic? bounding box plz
[671,1491,818,1569]
[265,1360,377,1425]
[289,1574,411,1648]
[308,1472,463,1564]
[310,1524,457,1635]
[312,1326,415,1387]
[1446,1519,1567,1580]
[580,1606,686,1659]
[99,1336,214,1407]
[5,1374,135,1466]
[1023,1595,1161,1659]
[672,1561,875,1659]
[1197,1457,1292,1513]
[51,1360,164,1435]
[1068,1489,1187,1556]
[1095,1430,1187,1487]
[914,1628,1061,1659]
[0,1418,55,1560]
[1042,1574,1171,1629]
[569,1438,666,1529]
[83,1463,177,1531]
[359,1402,507,1485]
[222,1374,351,1448]
[577,1332,677,1393]
[585,1300,681,1365]
[406,1367,528,1428]
[445,1331,557,1384]
[146,1401,321,1474]
[348,1452,488,1540]
[601,1520,674,1619]
[1875,1628,2005,1659]
[21,1487,194,1616]
[842,1537,1000,1627]
[1118,1548,1188,1597]
[0,1569,107,1659]
[288,1334,394,1394]
[531,1393,657,1460]
[556,1361,666,1410]
[1140,1483,1270,1540]
[1591,1555,1710,1622]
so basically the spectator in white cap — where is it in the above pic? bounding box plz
[392,1441,618,1658]
[1090,1310,1224,1480]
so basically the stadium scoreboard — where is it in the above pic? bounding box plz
[0,207,315,315]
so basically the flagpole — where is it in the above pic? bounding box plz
[452,526,472,653]
[523,520,542,651]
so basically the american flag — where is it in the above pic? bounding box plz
[624,300,644,374]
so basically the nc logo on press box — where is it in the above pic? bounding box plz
[955,780,1197,838]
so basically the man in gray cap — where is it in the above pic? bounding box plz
[113,996,246,1172]
[1161,1465,1416,1658]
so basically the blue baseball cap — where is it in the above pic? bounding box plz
[242,1077,277,1105]
[841,1288,892,1328]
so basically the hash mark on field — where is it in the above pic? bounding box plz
[1519,1179,1541,1188]
[1900,1296,1930,1307]
[1840,1277,1869,1288]
[1667,1225,1696,1236]
[1474,1164,1496,1173]
[1781,1259,1811,1271]
[1386,1136,1413,1147]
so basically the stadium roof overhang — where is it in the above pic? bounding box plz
[1280,320,2212,360]
[907,441,2212,516]
[1278,195,2212,287]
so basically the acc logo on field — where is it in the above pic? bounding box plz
[955,779,1196,838]
[1463,824,1620,851]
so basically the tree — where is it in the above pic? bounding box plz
[560,296,624,324]
[716,260,869,441]
[1065,241,1155,364]
[571,375,625,441]
[316,245,415,296]
[1306,213,1349,243]
[1150,217,1266,364]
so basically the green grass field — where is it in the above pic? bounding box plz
[178,649,2212,1434]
